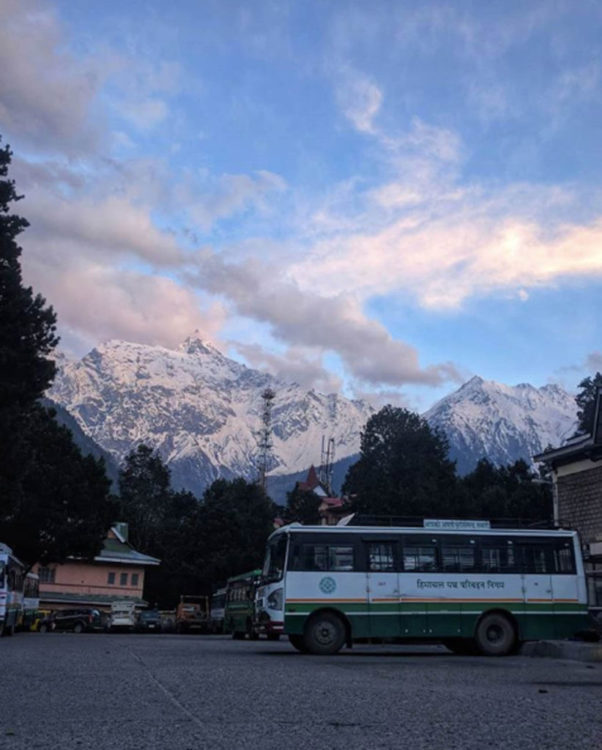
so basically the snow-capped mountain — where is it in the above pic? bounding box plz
[49,336,579,498]
[424,376,578,475]
[49,336,373,497]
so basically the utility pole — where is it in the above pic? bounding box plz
[257,388,275,492]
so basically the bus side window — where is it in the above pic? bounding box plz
[367,542,396,572]
[300,544,355,571]
[480,539,518,573]
[402,538,439,572]
[301,544,328,571]
[552,541,575,574]
[441,539,477,572]
[328,546,354,572]
[519,541,551,574]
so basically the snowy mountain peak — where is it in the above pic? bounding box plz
[49,338,374,497]
[424,377,577,474]
[179,331,222,358]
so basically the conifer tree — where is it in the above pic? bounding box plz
[0,138,114,564]
[0,140,58,449]
[343,405,458,518]
[575,372,602,435]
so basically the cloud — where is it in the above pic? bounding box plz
[23,259,225,354]
[190,252,459,387]
[232,343,343,394]
[292,208,602,311]
[0,0,102,153]
[586,352,602,373]
[336,70,383,134]
[184,170,287,230]
[22,189,185,267]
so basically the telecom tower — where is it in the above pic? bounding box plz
[257,388,275,491]
[319,436,336,496]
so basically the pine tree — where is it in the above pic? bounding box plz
[0,140,58,452]
[0,138,114,565]
[118,444,172,554]
[343,405,458,518]
[286,484,322,524]
[575,372,602,435]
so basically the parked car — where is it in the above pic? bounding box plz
[136,609,162,633]
[39,608,103,633]
[107,600,137,631]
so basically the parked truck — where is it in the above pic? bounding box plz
[175,595,209,634]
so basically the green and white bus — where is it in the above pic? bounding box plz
[255,520,590,656]
[225,569,262,640]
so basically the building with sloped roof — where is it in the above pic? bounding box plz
[35,523,160,612]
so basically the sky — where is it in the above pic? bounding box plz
[1,0,601,411]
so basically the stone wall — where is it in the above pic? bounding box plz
[557,464,602,544]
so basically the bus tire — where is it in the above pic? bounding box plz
[304,611,346,655]
[289,634,308,652]
[73,622,84,634]
[267,633,280,641]
[475,612,516,656]
[39,623,48,633]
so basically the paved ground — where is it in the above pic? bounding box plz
[1,634,601,750]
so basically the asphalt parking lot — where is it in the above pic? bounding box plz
[1,633,601,750]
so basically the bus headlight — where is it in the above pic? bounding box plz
[266,588,283,610]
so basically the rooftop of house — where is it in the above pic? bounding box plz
[93,525,160,567]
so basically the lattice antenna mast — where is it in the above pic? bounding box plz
[257,388,275,491]
[319,436,336,495]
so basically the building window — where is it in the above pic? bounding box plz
[107,572,115,585]
[39,566,55,584]
[131,573,139,587]
[120,572,128,586]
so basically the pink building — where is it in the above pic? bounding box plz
[35,523,160,612]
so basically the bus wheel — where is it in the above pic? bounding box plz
[304,612,346,655]
[475,613,516,656]
[267,633,280,642]
[39,623,48,633]
[288,634,308,653]
[232,631,244,640]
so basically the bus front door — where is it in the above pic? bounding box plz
[364,540,401,639]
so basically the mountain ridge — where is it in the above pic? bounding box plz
[48,336,578,498]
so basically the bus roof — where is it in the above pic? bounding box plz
[268,523,577,540]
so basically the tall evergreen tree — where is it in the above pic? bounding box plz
[0,140,58,453]
[343,405,458,518]
[196,478,275,583]
[286,484,321,525]
[575,372,602,435]
[0,406,116,565]
[0,138,114,565]
[118,444,172,554]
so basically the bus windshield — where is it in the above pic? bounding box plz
[0,561,4,588]
[262,534,288,583]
